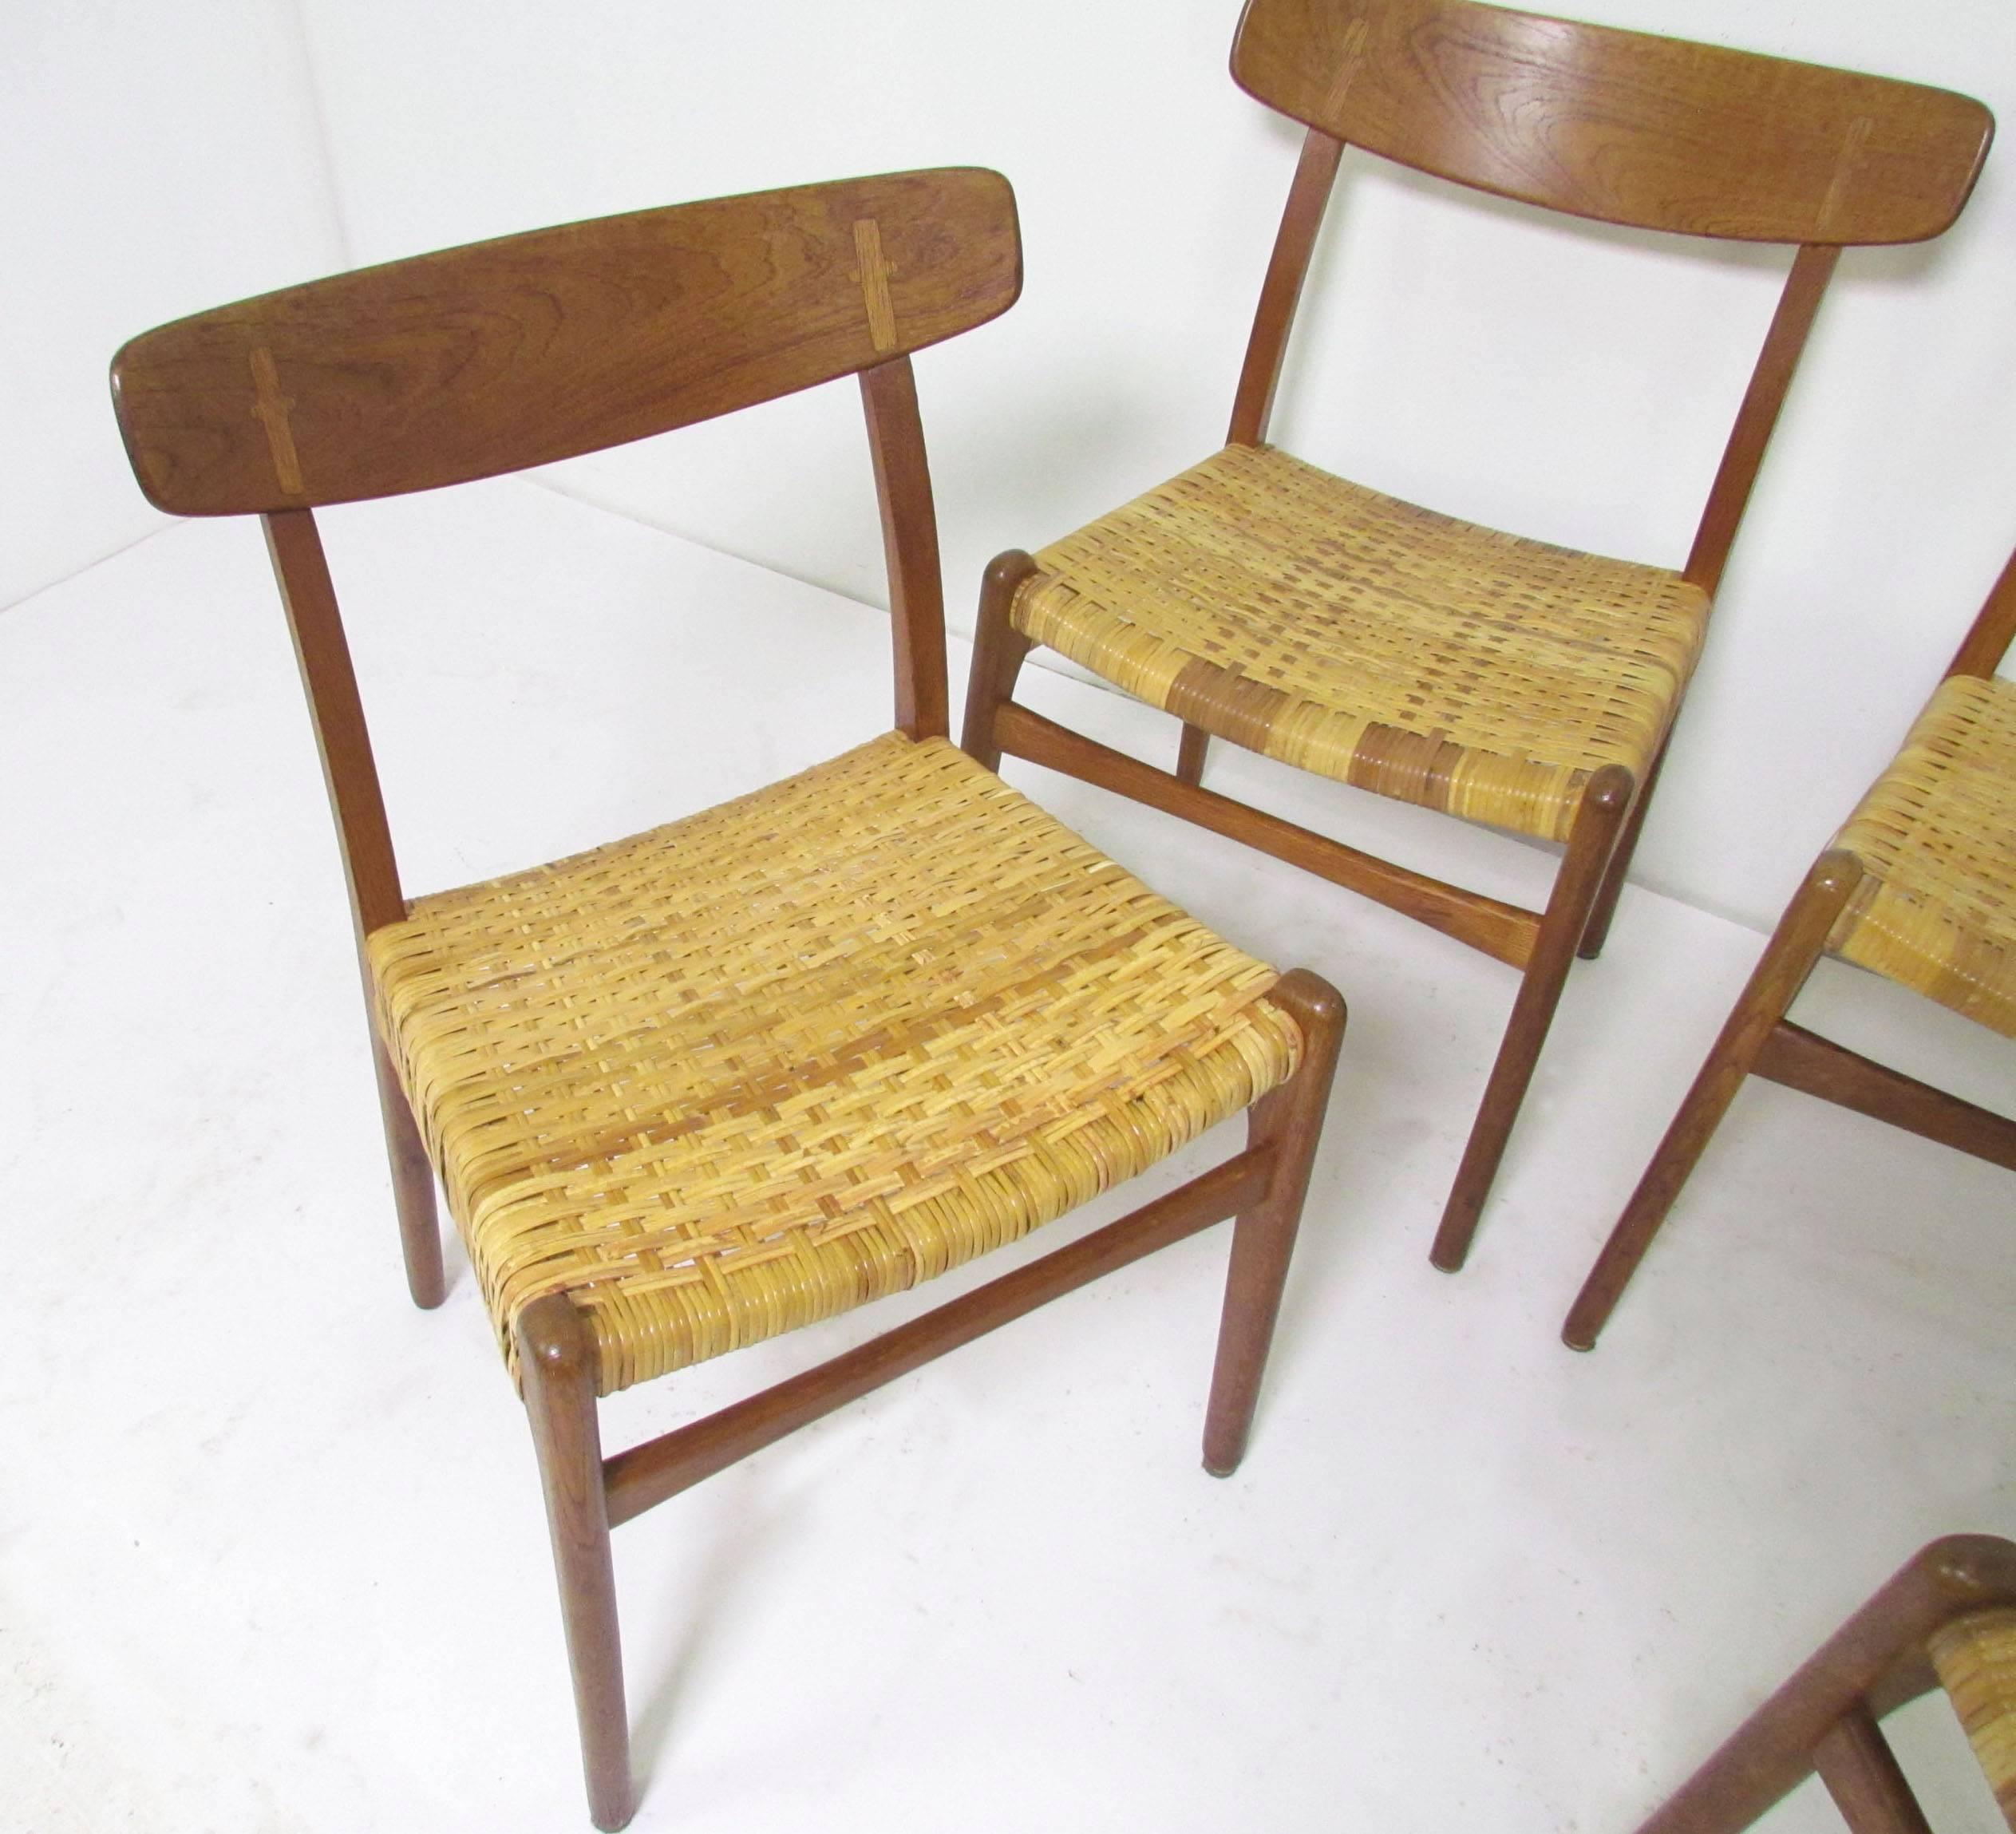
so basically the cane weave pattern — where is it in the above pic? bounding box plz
[1932,1609,2016,1830]
[1012,444,1710,843]
[366,733,1302,1395]
[1829,674,2016,1039]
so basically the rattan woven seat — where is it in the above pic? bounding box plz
[368,733,1302,1394]
[1933,1608,2016,1828]
[1015,443,1709,844]
[1829,674,2016,1038]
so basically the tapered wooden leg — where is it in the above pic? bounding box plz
[1429,765,1635,1273]
[519,1295,634,1832]
[1578,735,1669,961]
[1561,850,1862,1350]
[372,1036,445,1309]
[960,550,1038,773]
[1813,1705,1935,1834]
[1176,723,1212,788]
[1203,968,1346,1477]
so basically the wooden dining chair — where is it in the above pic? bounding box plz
[1637,1536,2016,1834]
[960,0,1992,1275]
[1563,547,2016,1349]
[109,170,1346,1830]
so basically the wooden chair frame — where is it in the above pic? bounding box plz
[111,172,1346,1829]
[1638,1536,2016,1834]
[1564,550,2016,1350]
[961,0,1991,1275]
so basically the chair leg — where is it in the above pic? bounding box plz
[372,1036,445,1309]
[519,1294,634,1832]
[1176,722,1211,788]
[1813,1704,1935,1834]
[1202,968,1346,1477]
[1629,1537,2016,1834]
[1578,734,1670,961]
[1561,849,1862,1350]
[960,550,1038,772]
[1429,765,1635,1273]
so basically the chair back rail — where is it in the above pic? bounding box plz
[1231,0,1990,243]
[112,168,1019,516]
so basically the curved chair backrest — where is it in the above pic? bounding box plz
[1223,0,1993,596]
[106,169,1021,944]
[1231,0,1990,244]
[112,168,1021,516]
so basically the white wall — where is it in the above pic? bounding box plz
[11,0,2015,938]
[1,0,347,610]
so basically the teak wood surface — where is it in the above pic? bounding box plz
[112,170,1351,1831]
[961,0,1994,1277]
[112,169,1021,516]
[1566,545,2016,1350]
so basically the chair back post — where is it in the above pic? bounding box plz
[1946,544,2016,679]
[1227,0,1991,586]
[859,355,950,740]
[1228,127,1346,447]
[262,506,405,941]
[1682,243,1840,598]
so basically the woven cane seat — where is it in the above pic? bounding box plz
[366,733,1303,1394]
[1932,1609,2016,1830]
[1012,443,1711,844]
[1829,674,2016,1039]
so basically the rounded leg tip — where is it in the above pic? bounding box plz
[1202,1457,1239,1480]
[1561,1328,1596,1353]
[1428,1247,1466,1275]
[590,1786,638,1832]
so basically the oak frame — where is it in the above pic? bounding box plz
[1564,549,2016,1350]
[959,0,1992,1277]
[110,172,1350,1830]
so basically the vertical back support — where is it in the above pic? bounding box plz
[263,507,405,939]
[1682,244,1841,596]
[1229,128,1346,447]
[860,356,951,740]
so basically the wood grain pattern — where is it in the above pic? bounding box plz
[1232,0,1991,243]
[113,169,1020,515]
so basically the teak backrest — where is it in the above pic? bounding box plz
[1223,0,1994,595]
[108,169,1022,943]
[110,168,1019,516]
[1232,0,1990,243]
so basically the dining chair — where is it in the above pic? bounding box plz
[1638,1535,2016,1834]
[960,0,1992,1275]
[109,169,1346,1829]
[1564,545,2016,1349]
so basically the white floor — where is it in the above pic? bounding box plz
[3,478,2012,1834]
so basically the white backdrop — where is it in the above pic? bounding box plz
[10,0,2015,935]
